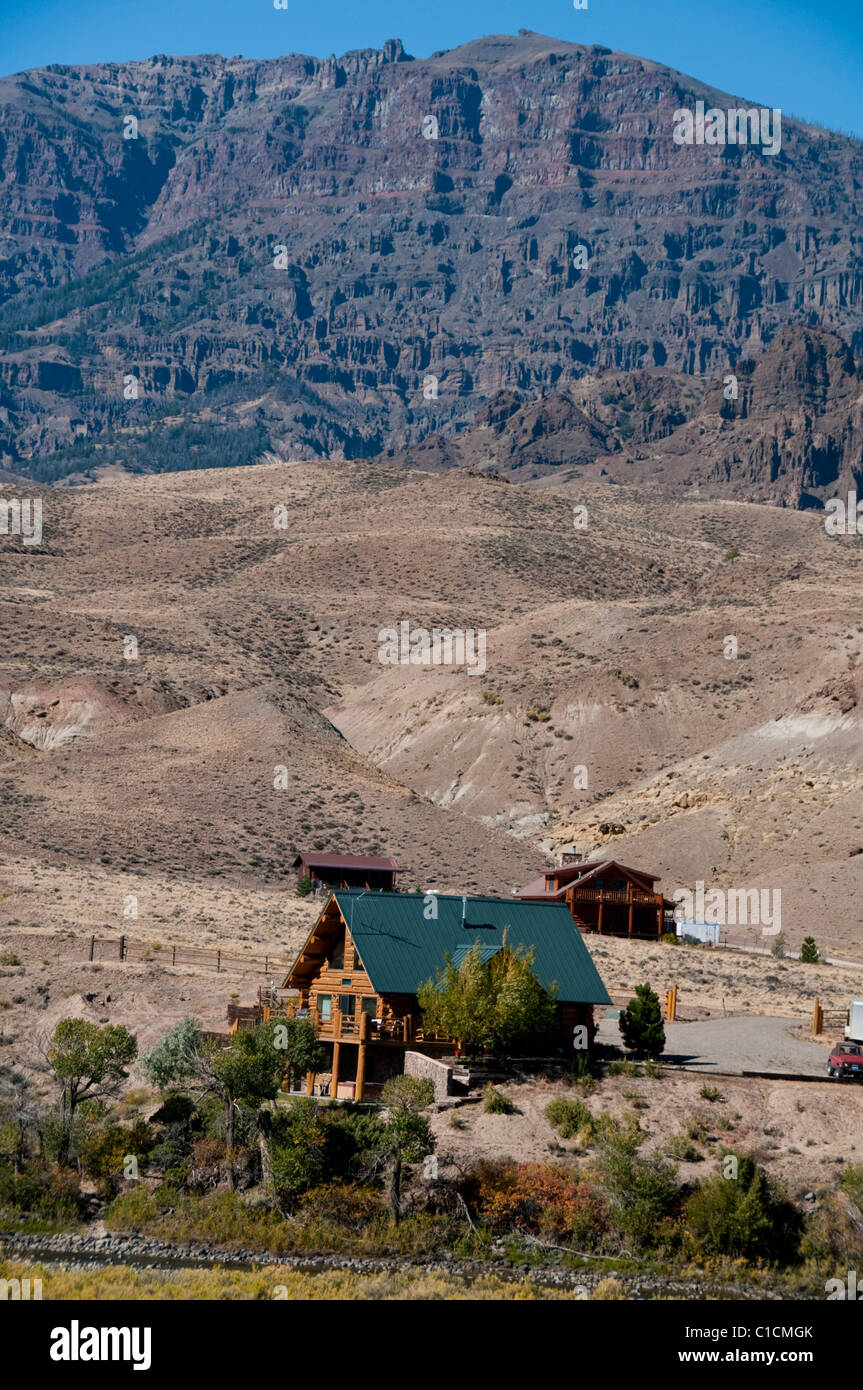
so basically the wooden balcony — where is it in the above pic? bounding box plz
[565,883,664,938]
[570,886,662,907]
[313,1008,442,1045]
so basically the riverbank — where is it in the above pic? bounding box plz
[0,1231,806,1301]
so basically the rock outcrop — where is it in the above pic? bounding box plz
[1,30,862,499]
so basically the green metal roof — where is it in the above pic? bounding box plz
[451,943,501,967]
[332,890,611,1004]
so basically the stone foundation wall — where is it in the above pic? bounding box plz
[403,1050,454,1101]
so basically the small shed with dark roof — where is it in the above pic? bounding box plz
[291,852,407,892]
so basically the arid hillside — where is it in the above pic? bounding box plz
[0,457,861,958]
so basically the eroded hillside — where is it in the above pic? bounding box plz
[0,458,860,952]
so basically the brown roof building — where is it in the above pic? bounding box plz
[291,852,407,892]
[514,851,676,939]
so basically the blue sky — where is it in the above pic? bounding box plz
[2,0,861,137]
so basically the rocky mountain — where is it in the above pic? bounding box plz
[388,323,863,505]
[1,30,863,496]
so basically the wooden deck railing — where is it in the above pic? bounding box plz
[315,1010,406,1042]
[570,887,662,906]
[312,1009,448,1044]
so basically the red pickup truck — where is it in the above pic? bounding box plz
[827,1041,863,1079]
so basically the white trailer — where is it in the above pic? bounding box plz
[845,1001,863,1043]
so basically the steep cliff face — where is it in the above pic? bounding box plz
[1,30,862,492]
[387,325,863,504]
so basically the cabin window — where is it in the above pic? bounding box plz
[361,996,377,1017]
[339,994,355,1016]
[318,995,332,1022]
[329,933,346,970]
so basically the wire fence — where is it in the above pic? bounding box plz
[84,934,293,976]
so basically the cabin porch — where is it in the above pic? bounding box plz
[565,883,666,938]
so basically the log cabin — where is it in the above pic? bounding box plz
[291,851,407,892]
[284,889,611,1101]
[513,850,676,939]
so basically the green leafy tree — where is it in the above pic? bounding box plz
[800,937,820,964]
[376,1076,435,1224]
[619,984,666,1060]
[141,1018,323,1189]
[270,1098,328,1209]
[592,1117,678,1250]
[685,1154,801,1261]
[43,1020,137,1165]
[141,1018,200,1089]
[204,1024,299,1188]
[273,1017,326,1093]
[417,936,557,1057]
[269,1104,387,1211]
[81,1119,154,1197]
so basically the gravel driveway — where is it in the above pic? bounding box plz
[597,1012,830,1077]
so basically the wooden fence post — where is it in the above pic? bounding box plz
[88,935,95,962]
[216,950,221,973]
[813,998,823,1036]
[119,935,126,962]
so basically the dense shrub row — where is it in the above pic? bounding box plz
[2,1020,861,1290]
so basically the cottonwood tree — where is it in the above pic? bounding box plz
[273,1016,325,1094]
[375,1075,435,1224]
[140,1017,200,1089]
[0,1065,41,1172]
[142,1016,323,1189]
[42,1019,137,1166]
[417,936,557,1057]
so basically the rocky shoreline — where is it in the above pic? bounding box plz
[0,1228,799,1299]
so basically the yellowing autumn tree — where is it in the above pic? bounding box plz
[417,934,557,1057]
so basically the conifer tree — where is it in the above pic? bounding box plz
[619,983,666,1060]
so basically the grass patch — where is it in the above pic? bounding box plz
[608,1059,641,1077]
[545,1098,595,1141]
[666,1134,704,1162]
[483,1085,515,1115]
[0,1258,575,1301]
